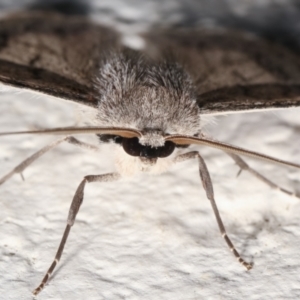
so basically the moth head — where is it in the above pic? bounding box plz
[99,129,178,163]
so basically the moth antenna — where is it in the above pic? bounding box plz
[0,127,142,138]
[166,135,300,169]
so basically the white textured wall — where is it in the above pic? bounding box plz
[1,1,300,299]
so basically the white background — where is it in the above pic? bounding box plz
[1,1,300,299]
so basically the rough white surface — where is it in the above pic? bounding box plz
[1,1,300,300]
[1,80,300,300]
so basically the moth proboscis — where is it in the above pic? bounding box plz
[0,11,300,295]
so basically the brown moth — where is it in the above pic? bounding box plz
[0,12,300,295]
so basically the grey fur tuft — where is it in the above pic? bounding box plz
[95,50,201,143]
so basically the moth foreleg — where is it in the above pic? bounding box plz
[227,153,299,199]
[175,151,253,270]
[32,172,121,295]
[0,136,99,185]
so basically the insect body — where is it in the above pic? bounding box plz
[0,12,300,295]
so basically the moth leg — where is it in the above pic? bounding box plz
[227,153,299,199]
[32,172,121,295]
[65,136,99,152]
[0,136,99,185]
[175,151,253,270]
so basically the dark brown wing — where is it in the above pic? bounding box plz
[145,29,300,114]
[0,12,120,107]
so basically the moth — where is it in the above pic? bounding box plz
[0,12,300,295]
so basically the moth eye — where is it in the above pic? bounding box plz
[122,138,175,158]
[122,137,142,157]
[158,141,175,158]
